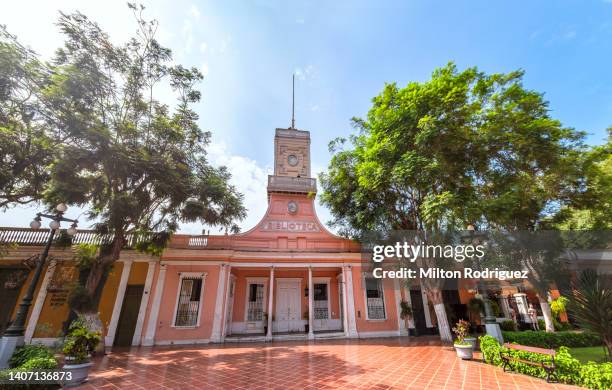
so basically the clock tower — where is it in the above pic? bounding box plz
[267,127,316,196]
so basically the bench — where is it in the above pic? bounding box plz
[500,343,557,383]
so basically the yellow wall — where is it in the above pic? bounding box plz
[98,262,123,335]
[33,262,77,338]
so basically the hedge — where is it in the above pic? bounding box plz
[0,344,58,390]
[502,330,602,349]
[480,335,612,390]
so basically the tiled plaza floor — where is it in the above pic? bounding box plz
[76,337,581,390]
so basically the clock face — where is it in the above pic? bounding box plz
[287,201,298,214]
[287,154,299,167]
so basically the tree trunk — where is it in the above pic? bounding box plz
[78,236,124,353]
[539,298,555,333]
[427,288,452,343]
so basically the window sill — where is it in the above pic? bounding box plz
[365,318,387,322]
[171,325,199,329]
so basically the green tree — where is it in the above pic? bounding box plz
[548,128,611,230]
[320,63,583,341]
[0,26,57,209]
[42,5,245,327]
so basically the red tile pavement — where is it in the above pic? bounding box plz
[75,337,581,390]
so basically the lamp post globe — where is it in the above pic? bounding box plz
[49,220,60,230]
[30,219,41,229]
[67,223,78,236]
[56,203,68,213]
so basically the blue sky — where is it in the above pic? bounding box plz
[1,0,611,233]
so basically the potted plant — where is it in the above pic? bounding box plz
[452,319,473,360]
[399,300,413,335]
[61,318,101,387]
[303,310,309,333]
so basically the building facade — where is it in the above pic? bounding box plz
[1,125,606,348]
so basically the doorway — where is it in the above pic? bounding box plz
[114,285,144,346]
[275,279,301,333]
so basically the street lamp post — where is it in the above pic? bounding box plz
[466,224,504,344]
[0,203,78,368]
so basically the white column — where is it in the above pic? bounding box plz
[211,264,228,342]
[131,260,156,346]
[341,267,349,337]
[221,265,232,339]
[421,288,433,328]
[267,267,274,340]
[24,259,57,342]
[344,266,358,338]
[514,293,529,323]
[105,259,133,348]
[394,278,406,336]
[308,267,314,339]
[143,264,167,346]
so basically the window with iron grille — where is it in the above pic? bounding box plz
[247,283,264,321]
[174,277,203,327]
[365,277,385,319]
[313,283,329,319]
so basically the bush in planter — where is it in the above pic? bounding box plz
[0,346,58,390]
[502,330,602,349]
[8,344,56,368]
[63,319,101,363]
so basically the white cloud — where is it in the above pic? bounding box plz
[296,18,305,24]
[189,4,200,20]
[294,64,316,80]
[206,141,269,233]
[201,62,209,76]
[199,41,208,53]
[181,19,194,54]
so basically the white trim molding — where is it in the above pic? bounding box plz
[105,259,133,348]
[24,259,57,342]
[171,272,207,328]
[143,264,167,346]
[132,260,157,345]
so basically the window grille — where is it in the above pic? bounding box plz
[313,283,329,319]
[365,277,385,319]
[247,283,264,321]
[174,277,203,326]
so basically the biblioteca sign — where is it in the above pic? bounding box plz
[261,220,321,232]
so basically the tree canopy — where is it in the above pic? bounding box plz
[320,62,585,238]
[0,26,56,209]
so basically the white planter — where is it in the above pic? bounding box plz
[62,361,93,387]
[464,337,477,350]
[454,344,473,360]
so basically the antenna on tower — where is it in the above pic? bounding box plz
[291,74,295,129]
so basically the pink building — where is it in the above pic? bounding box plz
[131,126,413,346]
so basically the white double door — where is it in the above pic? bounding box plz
[275,279,302,333]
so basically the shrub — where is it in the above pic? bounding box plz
[502,330,602,349]
[19,357,58,370]
[8,344,54,369]
[479,335,611,389]
[0,345,58,390]
[580,362,612,390]
[452,319,470,345]
[500,320,517,332]
[538,319,546,330]
[62,318,101,364]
